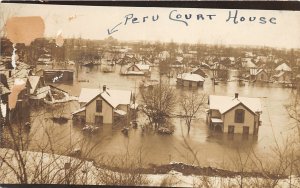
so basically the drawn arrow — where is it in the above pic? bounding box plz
[107,22,123,35]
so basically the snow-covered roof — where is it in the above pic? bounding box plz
[275,63,291,72]
[72,107,86,115]
[114,109,127,116]
[209,94,262,114]
[80,87,131,108]
[177,73,205,82]
[101,89,132,108]
[135,64,150,71]
[30,86,50,99]
[211,118,223,123]
[28,76,40,94]
[78,88,101,103]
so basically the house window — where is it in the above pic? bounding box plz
[234,109,245,123]
[96,100,102,112]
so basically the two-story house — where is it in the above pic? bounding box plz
[72,86,132,125]
[207,93,262,135]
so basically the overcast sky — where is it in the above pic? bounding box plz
[1,3,300,49]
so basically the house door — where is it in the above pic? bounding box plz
[95,115,103,125]
[228,125,235,134]
[243,126,249,135]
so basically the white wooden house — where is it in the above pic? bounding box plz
[177,72,205,87]
[207,93,262,135]
[72,86,132,125]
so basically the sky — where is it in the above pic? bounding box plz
[1,3,300,49]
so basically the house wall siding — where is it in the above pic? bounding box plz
[223,104,256,134]
[85,96,113,124]
[257,71,268,81]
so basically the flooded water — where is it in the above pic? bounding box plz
[25,64,299,169]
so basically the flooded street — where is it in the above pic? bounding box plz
[27,64,299,169]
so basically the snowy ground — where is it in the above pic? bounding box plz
[0,149,299,187]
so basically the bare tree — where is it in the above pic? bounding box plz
[140,82,177,129]
[0,101,101,184]
[180,92,207,134]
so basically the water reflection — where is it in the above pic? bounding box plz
[21,64,299,167]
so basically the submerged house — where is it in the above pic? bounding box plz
[177,72,205,87]
[207,93,262,135]
[273,63,292,83]
[249,69,269,82]
[123,63,151,76]
[28,76,50,104]
[43,69,74,83]
[72,86,132,125]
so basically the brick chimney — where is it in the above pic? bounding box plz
[235,93,239,99]
[103,85,106,92]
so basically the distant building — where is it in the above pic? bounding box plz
[273,63,292,83]
[275,63,292,72]
[177,73,205,87]
[72,86,132,125]
[191,67,208,78]
[249,69,269,82]
[123,63,151,76]
[43,69,74,83]
[242,58,257,70]
[207,93,262,135]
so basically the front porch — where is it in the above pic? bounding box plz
[209,118,224,132]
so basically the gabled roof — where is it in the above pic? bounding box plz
[275,63,292,72]
[78,88,101,103]
[177,73,205,82]
[28,76,40,94]
[135,64,150,71]
[191,67,207,77]
[72,107,86,115]
[101,89,132,108]
[209,95,262,114]
[80,88,132,109]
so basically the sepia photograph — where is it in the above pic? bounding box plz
[0,1,300,187]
